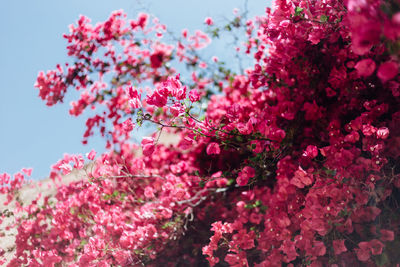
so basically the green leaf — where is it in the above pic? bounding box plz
[260,205,268,213]
[320,15,328,23]
[245,204,253,209]
[375,253,389,266]
[212,28,220,38]
[294,7,304,16]
[162,222,173,229]
[120,193,127,200]
[335,15,343,23]
[199,180,205,188]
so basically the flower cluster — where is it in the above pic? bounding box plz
[1,0,400,266]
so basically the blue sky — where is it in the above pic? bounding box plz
[0,0,268,180]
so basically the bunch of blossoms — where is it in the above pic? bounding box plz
[0,8,248,266]
[1,0,400,265]
[199,0,400,265]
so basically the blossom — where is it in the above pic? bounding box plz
[377,61,398,82]
[9,1,400,265]
[380,229,394,241]
[144,186,155,198]
[86,149,97,160]
[59,163,72,175]
[369,239,384,255]
[303,101,323,121]
[290,167,313,188]
[150,51,164,68]
[376,127,389,139]
[302,145,318,159]
[332,240,347,255]
[204,17,214,26]
[141,137,155,157]
[206,142,220,155]
[280,240,298,262]
[121,118,135,133]
[21,168,33,176]
[355,243,370,262]
[189,89,200,102]
[72,155,84,169]
[355,59,376,77]
[236,166,255,186]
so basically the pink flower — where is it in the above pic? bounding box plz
[236,166,255,186]
[362,124,376,136]
[182,28,188,38]
[86,149,96,160]
[150,51,164,68]
[112,250,132,266]
[161,208,173,219]
[280,240,298,262]
[59,163,72,175]
[376,127,389,139]
[332,240,347,255]
[303,101,323,121]
[224,252,248,266]
[72,155,84,169]
[141,137,155,157]
[206,142,220,155]
[144,186,155,198]
[355,59,376,77]
[380,229,394,241]
[356,241,371,261]
[377,61,398,82]
[204,17,214,26]
[311,241,326,257]
[127,86,141,109]
[351,20,381,55]
[189,89,200,102]
[121,118,135,133]
[369,239,384,255]
[325,87,336,97]
[136,12,148,29]
[22,168,33,176]
[167,75,186,100]
[302,145,318,159]
[146,89,168,107]
[290,167,313,188]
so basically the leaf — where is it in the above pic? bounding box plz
[245,203,253,209]
[260,205,268,213]
[375,253,389,266]
[294,7,304,16]
[162,222,173,229]
[199,180,205,188]
[320,15,328,23]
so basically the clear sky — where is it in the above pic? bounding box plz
[0,0,268,180]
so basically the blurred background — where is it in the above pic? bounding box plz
[0,0,268,180]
